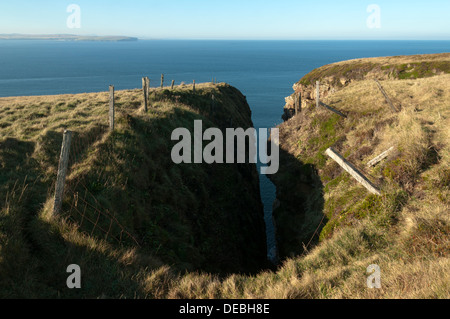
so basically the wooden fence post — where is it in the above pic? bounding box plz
[193,80,196,93]
[171,80,175,90]
[160,74,164,88]
[109,85,115,131]
[142,77,148,112]
[53,130,72,215]
[316,81,320,108]
[325,147,381,195]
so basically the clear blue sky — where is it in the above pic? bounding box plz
[0,0,449,40]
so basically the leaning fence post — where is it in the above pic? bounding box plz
[53,130,72,215]
[171,80,175,90]
[160,74,164,88]
[109,85,115,131]
[193,80,196,93]
[316,81,320,108]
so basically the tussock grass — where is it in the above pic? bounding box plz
[128,72,449,300]
[266,72,449,299]
[0,66,448,299]
[0,82,268,298]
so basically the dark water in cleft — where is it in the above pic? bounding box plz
[1,39,449,261]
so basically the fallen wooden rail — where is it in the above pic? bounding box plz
[367,146,394,167]
[319,102,347,118]
[325,147,381,196]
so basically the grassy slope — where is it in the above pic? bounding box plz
[0,83,267,298]
[1,57,448,299]
[269,69,449,297]
[153,61,449,299]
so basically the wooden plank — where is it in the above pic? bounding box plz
[374,80,398,113]
[325,147,381,196]
[160,74,164,88]
[171,80,175,90]
[319,102,347,118]
[109,85,115,131]
[53,130,72,215]
[367,146,394,167]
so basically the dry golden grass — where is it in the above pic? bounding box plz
[0,67,448,298]
[255,73,449,299]
[328,52,450,68]
[160,74,450,299]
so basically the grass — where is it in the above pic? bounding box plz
[0,56,448,299]
[268,69,449,298]
[0,82,268,298]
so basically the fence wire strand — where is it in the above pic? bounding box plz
[61,130,140,247]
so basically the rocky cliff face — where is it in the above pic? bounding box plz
[273,53,450,260]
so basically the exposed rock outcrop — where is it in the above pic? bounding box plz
[282,53,450,121]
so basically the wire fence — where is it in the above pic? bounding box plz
[56,127,140,247]
[52,77,214,248]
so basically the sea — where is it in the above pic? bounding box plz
[1,40,449,260]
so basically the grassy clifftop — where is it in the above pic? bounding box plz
[298,53,450,86]
[270,54,449,298]
[1,54,448,299]
[283,53,450,120]
[137,66,448,299]
[0,83,267,298]
[125,55,447,300]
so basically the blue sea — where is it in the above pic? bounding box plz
[1,40,449,258]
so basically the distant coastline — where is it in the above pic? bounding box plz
[0,34,138,42]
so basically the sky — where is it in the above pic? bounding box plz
[0,0,449,40]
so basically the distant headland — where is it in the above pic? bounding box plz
[0,34,138,42]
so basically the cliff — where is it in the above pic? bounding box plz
[282,53,450,121]
[149,55,448,299]
[271,53,449,266]
[0,82,267,297]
